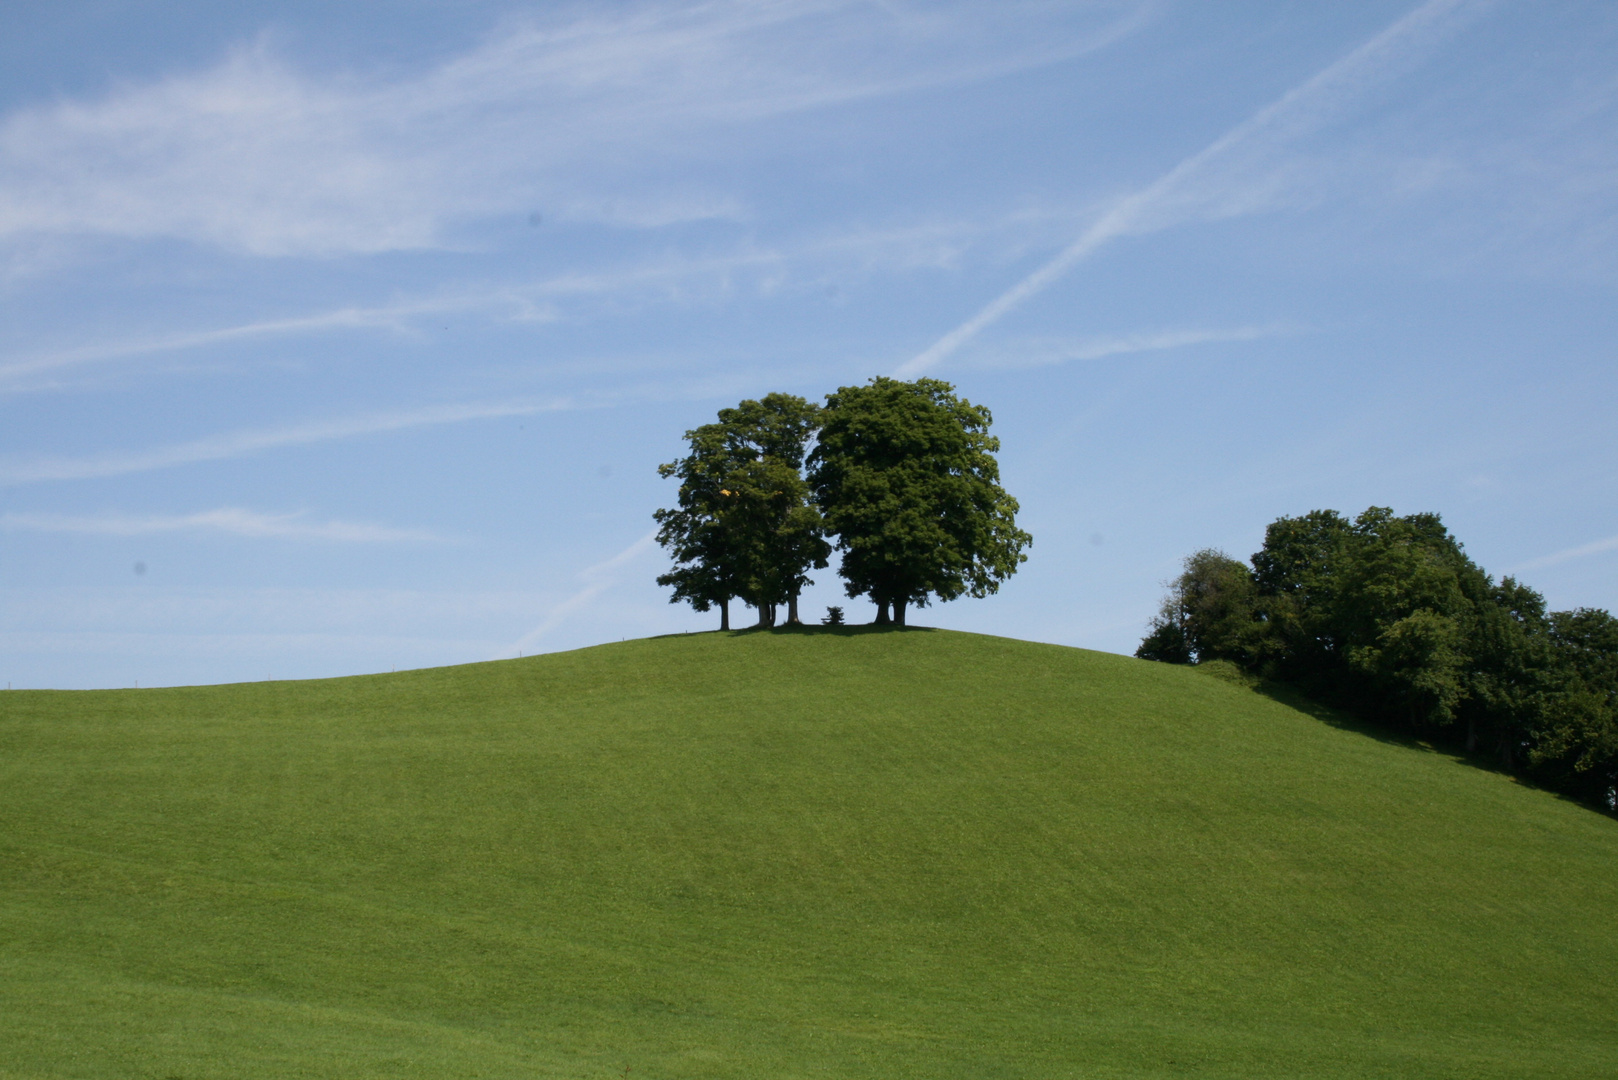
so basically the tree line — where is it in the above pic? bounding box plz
[1139,507,1618,811]
[655,377,1031,630]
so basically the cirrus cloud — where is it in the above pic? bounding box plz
[0,0,1149,257]
[0,507,448,543]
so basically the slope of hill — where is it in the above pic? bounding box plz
[2,628,1615,1079]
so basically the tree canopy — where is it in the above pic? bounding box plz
[655,393,829,629]
[653,421,745,630]
[655,378,1029,629]
[807,377,1030,626]
[1139,506,1618,811]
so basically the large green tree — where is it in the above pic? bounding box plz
[807,377,1030,626]
[712,394,830,626]
[1330,508,1482,731]
[654,421,744,630]
[654,394,828,629]
[1136,548,1262,666]
[1532,607,1618,803]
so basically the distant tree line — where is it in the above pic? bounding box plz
[1139,507,1618,811]
[655,377,1031,630]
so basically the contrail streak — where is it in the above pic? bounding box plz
[895,0,1485,377]
[502,529,660,658]
[0,398,574,486]
[1513,534,1618,573]
[0,508,446,543]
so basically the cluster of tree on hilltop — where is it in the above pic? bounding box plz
[1139,507,1618,810]
[655,377,1031,629]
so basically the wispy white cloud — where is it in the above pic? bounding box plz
[0,295,547,389]
[0,208,1067,392]
[963,324,1294,369]
[896,0,1492,377]
[0,397,574,486]
[507,217,992,301]
[502,527,660,657]
[0,507,446,543]
[1513,534,1618,573]
[0,1,1147,258]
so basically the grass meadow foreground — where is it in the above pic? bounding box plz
[2,628,1616,1078]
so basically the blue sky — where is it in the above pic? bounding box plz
[2,0,1615,688]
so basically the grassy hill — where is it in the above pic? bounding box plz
[2,628,1616,1079]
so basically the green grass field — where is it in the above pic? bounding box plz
[3,627,1615,1078]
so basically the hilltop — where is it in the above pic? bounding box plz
[2,628,1615,1078]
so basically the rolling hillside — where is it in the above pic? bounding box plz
[2,628,1615,1079]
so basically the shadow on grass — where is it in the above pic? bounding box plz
[1250,680,1421,749]
[1250,675,1616,818]
[651,623,939,641]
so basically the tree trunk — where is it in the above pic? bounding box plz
[1465,717,1477,754]
[787,593,800,625]
[894,599,907,626]
[1499,730,1516,772]
[720,598,730,631]
[874,600,890,625]
[755,603,769,629]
